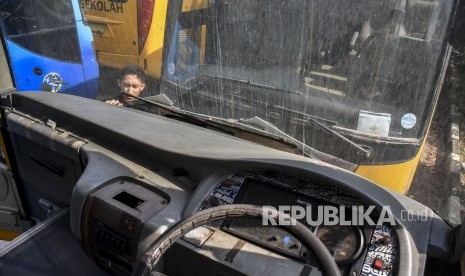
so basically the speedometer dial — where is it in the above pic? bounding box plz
[315,225,364,264]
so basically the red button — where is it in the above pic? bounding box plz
[372,257,384,270]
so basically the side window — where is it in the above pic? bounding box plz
[0,0,81,62]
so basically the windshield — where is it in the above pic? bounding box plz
[157,0,452,161]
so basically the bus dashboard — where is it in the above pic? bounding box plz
[0,92,457,276]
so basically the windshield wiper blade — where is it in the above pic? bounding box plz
[307,114,373,158]
[233,95,336,126]
[232,95,372,158]
[120,92,320,156]
[186,76,215,92]
[122,92,371,160]
[121,91,236,135]
[239,116,321,157]
[200,73,303,95]
[239,116,372,160]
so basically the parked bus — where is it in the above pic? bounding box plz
[0,0,99,98]
[156,0,456,195]
[80,0,204,79]
[64,0,457,194]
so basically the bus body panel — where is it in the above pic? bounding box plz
[355,144,425,194]
[139,0,169,77]
[76,20,99,98]
[6,40,91,97]
[356,42,450,194]
[82,0,202,78]
[73,0,100,98]
[181,0,209,12]
[0,0,99,99]
[82,0,139,67]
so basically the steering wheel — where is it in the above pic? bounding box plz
[134,204,341,276]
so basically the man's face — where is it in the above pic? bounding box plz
[117,74,145,101]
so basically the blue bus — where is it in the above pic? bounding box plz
[0,0,98,98]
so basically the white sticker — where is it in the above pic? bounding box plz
[357,110,391,137]
[401,113,416,129]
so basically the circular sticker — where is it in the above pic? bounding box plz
[401,113,416,129]
[42,72,63,93]
[167,62,176,75]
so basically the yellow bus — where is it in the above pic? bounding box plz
[80,0,207,78]
[155,0,455,195]
[83,0,454,195]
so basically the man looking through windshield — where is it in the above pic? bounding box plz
[105,65,146,106]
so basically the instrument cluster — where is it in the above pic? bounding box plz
[200,171,398,275]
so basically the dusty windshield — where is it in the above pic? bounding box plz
[159,0,452,151]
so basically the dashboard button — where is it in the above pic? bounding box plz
[372,257,384,270]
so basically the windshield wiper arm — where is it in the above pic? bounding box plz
[233,95,372,158]
[120,92,321,156]
[187,76,215,92]
[239,116,322,157]
[233,95,336,126]
[308,114,373,158]
[239,116,372,160]
[200,73,303,95]
[121,91,237,135]
[122,92,371,160]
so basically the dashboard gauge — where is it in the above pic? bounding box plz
[315,225,364,264]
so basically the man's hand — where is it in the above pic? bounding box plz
[105,99,123,106]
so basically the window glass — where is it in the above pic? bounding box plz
[0,0,81,62]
